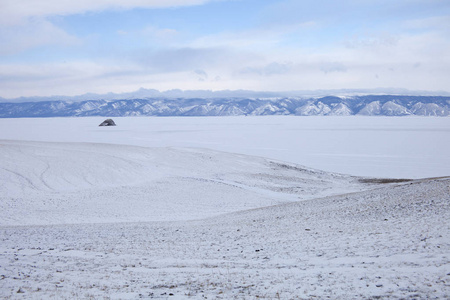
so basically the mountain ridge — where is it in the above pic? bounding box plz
[1,95,449,117]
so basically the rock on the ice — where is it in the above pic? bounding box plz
[99,119,116,126]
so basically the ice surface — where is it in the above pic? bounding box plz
[0,116,449,178]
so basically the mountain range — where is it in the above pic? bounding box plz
[0,95,449,117]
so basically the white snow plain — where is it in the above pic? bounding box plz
[0,116,449,299]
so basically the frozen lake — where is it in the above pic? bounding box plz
[1,116,449,178]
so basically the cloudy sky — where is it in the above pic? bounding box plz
[1,0,449,98]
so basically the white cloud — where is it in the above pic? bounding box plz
[0,61,144,97]
[2,25,449,98]
[343,34,400,49]
[228,25,450,92]
[1,51,449,99]
[191,22,316,50]
[0,18,80,55]
[133,46,260,74]
[0,59,235,98]
[0,0,210,55]
[319,62,347,74]
[0,0,214,25]
[239,62,293,76]
[194,69,208,81]
[0,0,449,96]
[0,0,218,55]
[0,61,121,83]
[403,15,450,31]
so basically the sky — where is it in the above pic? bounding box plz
[0,0,449,98]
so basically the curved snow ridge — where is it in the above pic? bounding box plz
[0,140,368,226]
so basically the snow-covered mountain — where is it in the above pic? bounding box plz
[0,95,449,117]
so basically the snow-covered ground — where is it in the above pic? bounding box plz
[0,117,449,299]
[1,177,449,299]
[0,140,366,226]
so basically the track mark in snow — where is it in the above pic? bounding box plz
[0,167,38,191]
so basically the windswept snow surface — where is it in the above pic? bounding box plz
[0,140,365,226]
[0,117,449,299]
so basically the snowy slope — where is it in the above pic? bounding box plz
[0,140,449,299]
[0,140,366,226]
[0,172,448,298]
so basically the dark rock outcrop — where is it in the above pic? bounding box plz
[99,119,116,126]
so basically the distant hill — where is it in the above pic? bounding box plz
[0,95,449,117]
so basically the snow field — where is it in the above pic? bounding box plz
[0,140,366,226]
[1,177,449,299]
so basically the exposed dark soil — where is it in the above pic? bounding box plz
[359,178,413,184]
